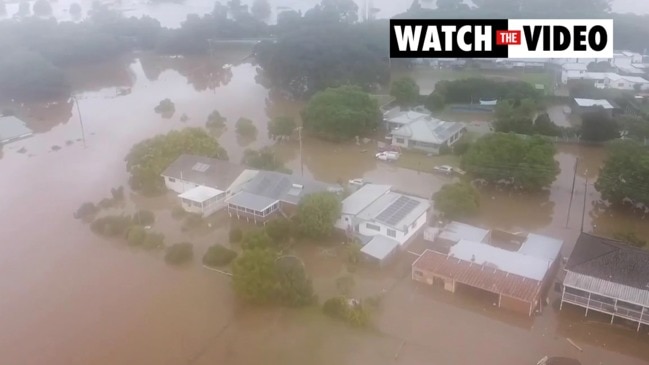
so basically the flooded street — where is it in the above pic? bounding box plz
[2,44,649,365]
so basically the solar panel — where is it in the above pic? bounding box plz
[192,162,210,172]
[375,196,420,226]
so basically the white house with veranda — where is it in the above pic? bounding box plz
[335,183,430,265]
[161,154,256,217]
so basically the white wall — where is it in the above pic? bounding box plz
[181,198,226,218]
[358,211,428,246]
[164,176,200,194]
[335,214,354,231]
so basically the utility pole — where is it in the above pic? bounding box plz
[296,126,304,176]
[73,95,87,148]
[581,170,589,233]
[565,158,579,228]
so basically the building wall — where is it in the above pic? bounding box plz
[181,198,226,217]
[392,130,464,155]
[335,213,355,231]
[357,211,427,246]
[164,176,201,194]
[500,295,534,316]
[412,268,455,292]
[279,200,298,217]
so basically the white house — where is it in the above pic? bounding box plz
[390,116,465,154]
[562,71,649,91]
[161,155,256,217]
[336,183,430,264]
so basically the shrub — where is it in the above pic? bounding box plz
[154,98,175,115]
[203,244,238,267]
[323,296,348,318]
[452,140,470,155]
[133,209,155,226]
[265,218,292,243]
[165,242,194,265]
[142,232,165,250]
[127,225,147,246]
[74,202,98,220]
[90,215,132,237]
[323,296,370,327]
[206,110,226,129]
[241,230,273,250]
[229,227,243,243]
[235,117,257,137]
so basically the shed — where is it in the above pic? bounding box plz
[0,115,33,144]
[361,235,400,266]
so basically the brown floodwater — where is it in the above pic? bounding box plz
[2,50,649,365]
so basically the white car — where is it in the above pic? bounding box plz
[375,151,400,161]
[433,165,454,175]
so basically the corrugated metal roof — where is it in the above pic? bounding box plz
[413,249,542,303]
[226,191,277,212]
[341,184,391,215]
[450,240,551,281]
[242,170,338,205]
[519,233,564,263]
[564,271,649,307]
[361,235,400,261]
[574,98,614,109]
[161,154,245,189]
[438,222,490,243]
[178,186,223,203]
[391,117,465,145]
[356,191,429,231]
[0,115,33,143]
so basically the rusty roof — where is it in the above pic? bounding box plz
[412,249,543,304]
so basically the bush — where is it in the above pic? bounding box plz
[265,218,292,243]
[203,244,238,267]
[206,110,226,129]
[154,98,175,115]
[74,202,98,219]
[142,232,165,250]
[322,296,370,327]
[323,296,348,318]
[241,230,274,250]
[127,225,147,246]
[133,209,155,226]
[229,227,243,243]
[90,215,132,237]
[235,117,257,137]
[165,242,194,265]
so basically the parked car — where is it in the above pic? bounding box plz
[375,151,400,161]
[377,144,401,153]
[433,165,454,175]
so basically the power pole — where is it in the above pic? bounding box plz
[73,95,87,148]
[565,158,578,228]
[297,126,304,176]
[581,171,589,233]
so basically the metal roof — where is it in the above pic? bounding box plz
[361,235,400,261]
[450,240,552,281]
[161,154,245,190]
[413,249,543,303]
[341,183,391,216]
[383,108,429,126]
[564,271,649,307]
[356,191,430,231]
[519,233,563,263]
[240,170,339,205]
[0,115,33,144]
[391,117,465,145]
[438,221,490,243]
[178,186,224,203]
[226,191,277,212]
[574,98,614,109]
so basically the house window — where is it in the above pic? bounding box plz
[366,223,381,231]
[387,229,396,238]
[395,138,405,144]
[168,177,176,182]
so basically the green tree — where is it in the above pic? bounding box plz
[241,147,289,172]
[232,248,279,304]
[0,50,70,102]
[580,109,619,142]
[302,86,380,141]
[127,225,147,246]
[125,128,227,195]
[142,232,165,249]
[275,256,315,306]
[33,0,52,16]
[154,98,175,117]
[229,227,243,243]
[304,0,359,24]
[424,92,446,111]
[533,113,561,137]
[390,77,420,107]
[618,115,649,141]
[165,242,194,265]
[462,133,559,191]
[251,0,271,20]
[241,230,275,250]
[235,117,257,137]
[433,182,480,220]
[296,192,342,239]
[203,244,238,267]
[595,140,649,208]
[268,116,296,140]
[265,218,292,243]
[205,110,226,129]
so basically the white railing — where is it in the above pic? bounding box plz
[563,293,649,323]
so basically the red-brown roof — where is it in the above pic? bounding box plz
[412,249,542,304]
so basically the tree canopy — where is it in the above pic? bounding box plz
[235,117,257,137]
[595,140,649,209]
[125,128,228,195]
[268,116,296,140]
[241,147,290,172]
[430,78,541,107]
[433,182,480,220]
[580,109,619,142]
[296,192,342,239]
[462,133,559,191]
[301,86,380,141]
[493,100,561,137]
[390,77,420,107]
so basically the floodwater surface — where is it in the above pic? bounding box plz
[1,50,649,365]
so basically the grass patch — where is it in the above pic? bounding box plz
[395,151,461,173]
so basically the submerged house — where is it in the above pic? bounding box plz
[161,154,255,217]
[560,232,649,331]
[335,183,430,265]
[413,223,563,316]
[0,115,33,144]
[390,116,466,154]
[226,170,342,224]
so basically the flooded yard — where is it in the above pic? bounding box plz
[1,48,649,365]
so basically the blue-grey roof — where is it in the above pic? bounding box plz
[357,191,430,231]
[391,117,465,145]
[161,154,245,189]
[361,235,400,261]
[241,171,340,205]
[227,191,277,211]
[341,184,391,215]
[0,115,33,144]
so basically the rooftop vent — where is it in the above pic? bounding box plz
[192,162,210,172]
[292,183,303,189]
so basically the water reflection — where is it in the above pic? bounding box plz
[20,98,74,133]
[139,53,235,91]
[65,55,137,93]
[473,188,555,231]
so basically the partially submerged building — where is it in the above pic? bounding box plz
[0,115,33,144]
[226,170,342,224]
[335,183,430,265]
[560,232,649,331]
[573,98,619,118]
[413,223,563,316]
